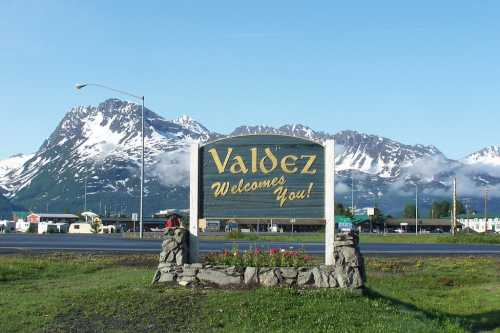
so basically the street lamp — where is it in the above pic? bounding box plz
[415,184,418,235]
[75,83,145,239]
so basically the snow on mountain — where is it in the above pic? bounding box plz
[3,99,211,212]
[3,98,499,215]
[232,125,442,178]
[0,154,34,178]
[463,145,500,166]
[0,153,34,192]
[231,124,327,142]
[334,130,443,178]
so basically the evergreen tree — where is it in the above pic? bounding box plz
[335,203,353,217]
[428,200,466,218]
[403,203,416,218]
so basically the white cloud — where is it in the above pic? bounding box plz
[149,149,190,186]
[335,181,350,194]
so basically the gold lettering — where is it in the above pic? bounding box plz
[229,155,248,174]
[260,148,278,174]
[211,182,229,197]
[271,177,279,186]
[208,148,233,174]
[236,179,245,193]
[250,181,259,191]
[250,148,258,173]
[243,182,252,192]
[301,155,317,175]
[280,155,298,173]
[295,190,306,199]
[273,186,288,207]
[258,179,272,188]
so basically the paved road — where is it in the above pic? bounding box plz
[1,234,499,256]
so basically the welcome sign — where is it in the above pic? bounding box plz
[198,135,325,219]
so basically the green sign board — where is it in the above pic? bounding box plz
[199,135,325,219]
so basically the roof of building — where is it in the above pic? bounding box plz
[29,213,79,218]
[13,211,29,218]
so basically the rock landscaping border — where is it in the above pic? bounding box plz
[151,228,365,289]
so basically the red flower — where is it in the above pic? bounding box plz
[270,248,280,255]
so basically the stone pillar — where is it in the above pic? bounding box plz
[151,228,189,284]
[332,232,365,288]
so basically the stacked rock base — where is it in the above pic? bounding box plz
[152,229,365,289]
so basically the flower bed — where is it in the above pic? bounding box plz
[152,229,365,289]
[204,247,314,268]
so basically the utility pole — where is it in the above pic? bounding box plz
[463,197,472,232]
[415,184,418,235]
[452,177,457,236]
[84,178,87,212]
[351,172,355,216]
[481,188,489,232]
[350,171,360,217]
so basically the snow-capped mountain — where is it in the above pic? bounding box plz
[2,99,499,216]
[231,124,323,142]
[2,99,210,214]
[463,145,500,166]
[233,125,443,178]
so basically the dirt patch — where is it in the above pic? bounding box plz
[109,254,158,268]
[44,290,204,333]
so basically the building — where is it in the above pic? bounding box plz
[384,218,453,233]
[12,211,29,222]
[153,209,189,218]
[27,213,79,224]
[458,217,500,233]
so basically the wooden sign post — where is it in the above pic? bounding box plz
[324,140,335,265]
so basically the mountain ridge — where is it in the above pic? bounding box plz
[1,98,499,216]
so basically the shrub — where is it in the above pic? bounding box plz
[226,230,258,241]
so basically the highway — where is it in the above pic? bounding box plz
[0,233,499,256]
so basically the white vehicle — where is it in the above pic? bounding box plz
[101,225,119,233]
[0,220,16,233]
[68,222,94,234]
[55,223,69,233]
[16,220,32,233]
[38,222,59,234]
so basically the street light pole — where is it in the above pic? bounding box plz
[415,184,418,235]
[140,96,145,238]
[84,178,87,212]
[75,83,145,239]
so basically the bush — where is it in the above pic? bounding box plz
[226,230,258,241]
[204,247,314,267]
[438,233,500,245]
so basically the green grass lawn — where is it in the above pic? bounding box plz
[0,253,498,332]
[200,231,500,245]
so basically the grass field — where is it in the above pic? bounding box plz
[200,231,500,245]
[0,253,498,332]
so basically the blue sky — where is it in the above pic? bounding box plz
[1,0,499,160]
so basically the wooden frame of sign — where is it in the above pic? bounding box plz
[189,135,335,265]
